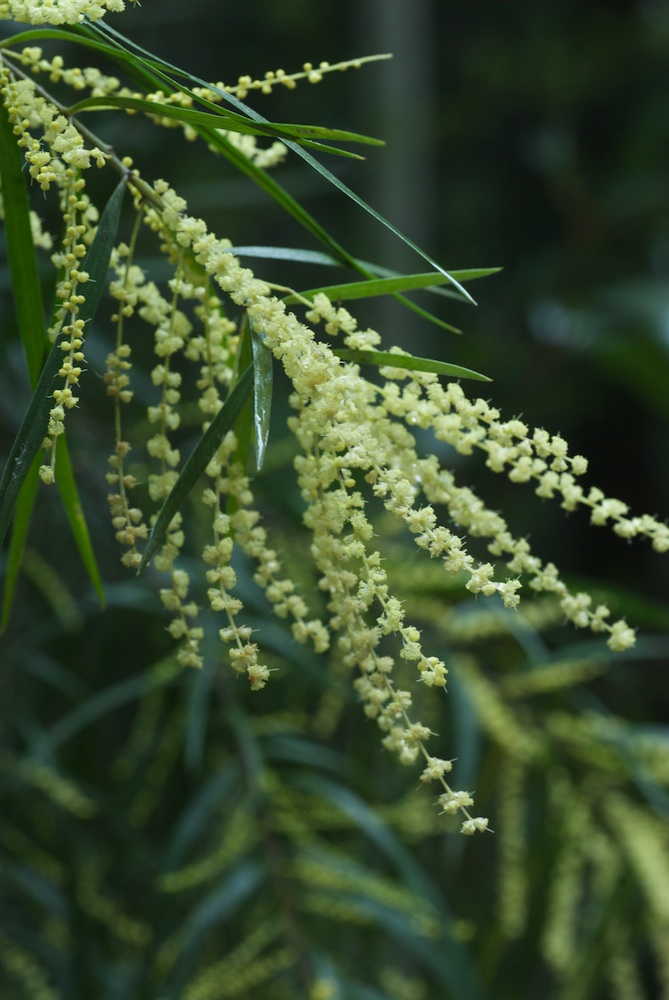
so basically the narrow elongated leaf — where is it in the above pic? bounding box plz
[396,296,462,333]
[231,245,356,266]
[139,365,254,573]
[1,28,175,97]
[365,265,502,285]
[77,177,128,317]
[250,329,273,471]
[333,348,491,382]
[232,245,501,288]
[0,98,47,385]
[0,177,127,551]
[284,270,495,305]
[68,94,383,148]
[79,17,463,360]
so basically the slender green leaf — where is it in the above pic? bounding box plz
[178,863,266,957]
[231,245,356,266]
[366,265,502,284]
[250,329,273,471]
[0,27,132,58]
[0,177,127,552]
[203,139,460,334]
[68,94,383,153]
[139,365,254,573]
[0,91,47,623]
[163,766,240,870]
[0,97,47,385]
[284,270,496,305]
[54,435,105,606]
[233,248,502,328]
[89,21,475,303]
[279,137,476,300]
[333,348,491,382]
[0,456,41,634]
[232,245,501,288]
[87,19,372,276]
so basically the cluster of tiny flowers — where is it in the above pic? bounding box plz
[200,434,331,688]
[126,176,666,824]
[216,130,287,169]
[193,55,390,99]
[156,512,204,670]
[14,45,133,99]
[7,44,316,171]
[130,186,488,829]
[1,70,110,182]
[305,293,664,653]
[202,433,271,690]
[0,0,132,25]
[0,67,112,482]
[104,239,146,567]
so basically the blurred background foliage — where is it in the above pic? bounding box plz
[2,1,669,998]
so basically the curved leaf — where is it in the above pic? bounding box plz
[54,434,105,607]
[0,97,47,384]
[283,270,499,305]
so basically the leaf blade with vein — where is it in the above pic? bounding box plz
[283,270,497,304]
[333,349,491,382]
